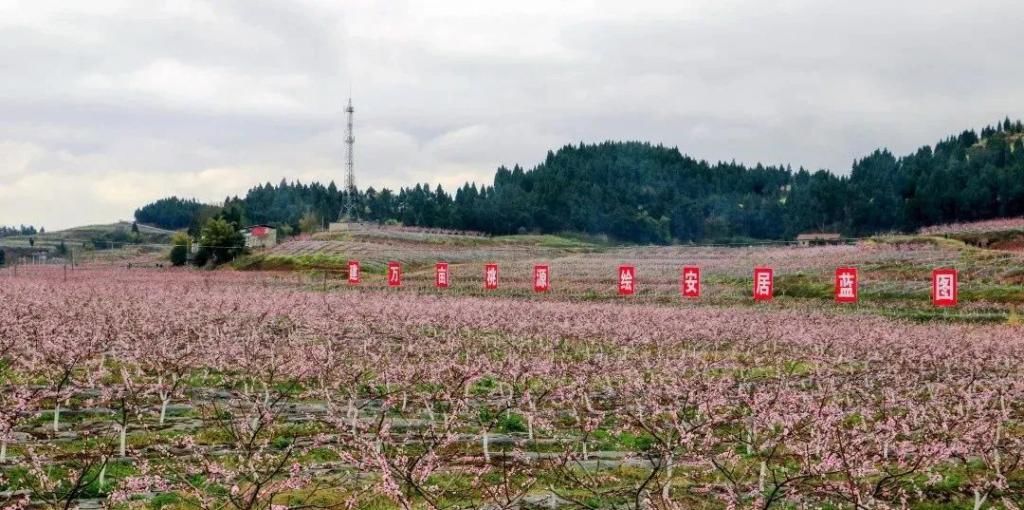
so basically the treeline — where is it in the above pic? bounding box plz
[135,118,1024,243]
[135,197,221,232]
[0,225,44,237]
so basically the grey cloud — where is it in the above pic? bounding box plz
[1,0,1022,229]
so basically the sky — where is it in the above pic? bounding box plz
[1,0,1022,230]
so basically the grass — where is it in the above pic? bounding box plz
[233,253,386,274]
[775,274,832,299]
[882,308,1010,324]
[961,284,1024,304]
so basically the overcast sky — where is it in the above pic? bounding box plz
[1,0,1022,230]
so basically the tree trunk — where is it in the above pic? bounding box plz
[482,431,490,463]
[348,397,358,435]
[53,403,60,432]
[758,460,767,493]
[661,453,674,502]
[119,424,127,457]
[973,488,987,510]
[160,398,170,425]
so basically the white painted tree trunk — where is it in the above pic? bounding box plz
[160,398,170,425]
[749,417,757,454]
[98,463,106,490]
[504,384,512,418]
[119,424,127,457]
[661,453,674,501]
[250,401,259,432]
[482,431,490,463]
[52,403,60,432]
[973,488,987,510]
[348,397,357,435]
[0,440,6,463]
[758,460,767,493]
[528,400,537,441]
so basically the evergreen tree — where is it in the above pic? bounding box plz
[131,119,1024,244]
[196,218,245,266]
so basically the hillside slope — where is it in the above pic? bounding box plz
[135,118,1024,244]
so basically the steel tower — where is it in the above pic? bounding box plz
[342,97,355,219]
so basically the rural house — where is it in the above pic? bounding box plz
[242,225,277,249]
[796,232,843,246]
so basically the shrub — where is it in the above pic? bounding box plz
[191,247,210,268]
[169,233,190,266]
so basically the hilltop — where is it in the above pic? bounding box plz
[0,221,174,264]
[132,118,1024,244]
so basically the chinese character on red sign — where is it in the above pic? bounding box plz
[347,260,360,284]
[534,265,550,292]
[681,266,700,298]
[932,268,958,307]
[753,267,773,301]
[834,267,858,303]
[436,262,449,289]
[387,261,401,287]
[618,265,636,295]
[484,263,499,290]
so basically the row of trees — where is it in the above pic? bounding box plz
[0,225,43,237]
[135,118,1024,243]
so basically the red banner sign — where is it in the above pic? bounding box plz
[834,267,858,303]
[534,265,550,292]
[618,265,636,295]
[387,261,402,287]
[347,260,360,284]
[681,266,700,298]
[753,267,774,301]
[932,268,958,307]
[484,263,499,290]
[435,262,449,289]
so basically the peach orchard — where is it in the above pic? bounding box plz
[0,264,1021,509]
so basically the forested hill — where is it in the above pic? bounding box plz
[136,118,1024,243]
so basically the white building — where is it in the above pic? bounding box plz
[242,225,277,249]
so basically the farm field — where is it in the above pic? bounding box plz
[243,228,1024,323]
[1,235,1023,509]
